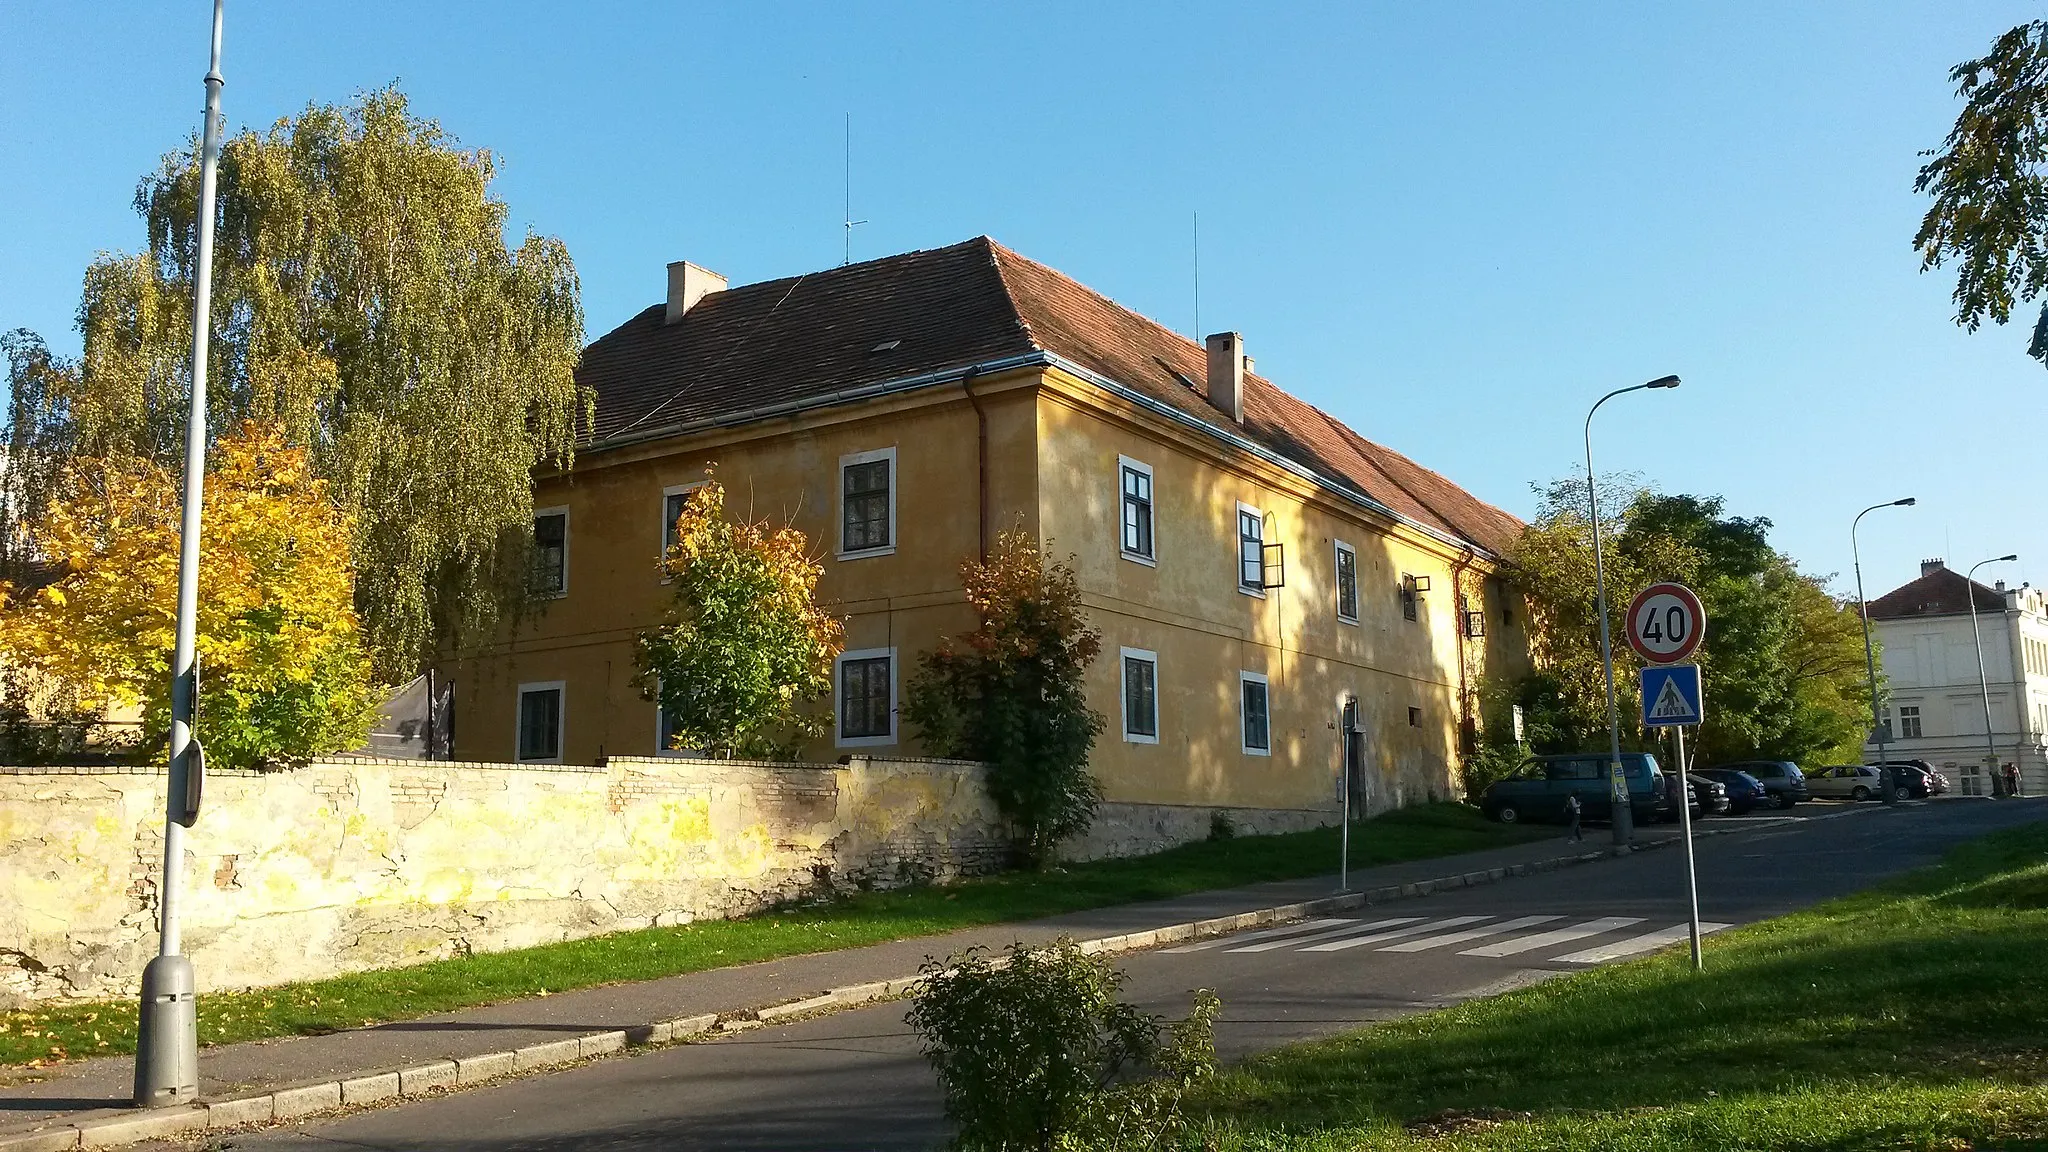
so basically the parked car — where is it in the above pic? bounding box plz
[1808,764,1910,802]
[1686,772,1732,816]
[1658,772,1706,822]
[1710,760,1809,809]
[1874,760,1949,796]
[1481,752,1675,826]
[1696,768,1770,814]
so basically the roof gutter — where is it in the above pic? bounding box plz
[579,348,1497,561]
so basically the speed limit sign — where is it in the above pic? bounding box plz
[1626,582,1705,664]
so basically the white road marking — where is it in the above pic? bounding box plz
[1299,915,1494,953]
[1552,922,1734,964]
[1225,917,1426,953]
[1161,917,1356,953]
[1458,917,1645,957]
[1377,915,1562,953]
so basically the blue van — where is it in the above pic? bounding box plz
[1480,752,1672,826]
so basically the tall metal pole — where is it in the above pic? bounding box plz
[1585,376,1679,848]
[1852,499,1914,808]
[1673,724,1702,970]
[134,0,223,1108]
[1968,554,2019,797]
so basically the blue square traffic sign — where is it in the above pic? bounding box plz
[1641,664,1703,727]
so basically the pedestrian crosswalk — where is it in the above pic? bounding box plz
[1168,913,1735,965]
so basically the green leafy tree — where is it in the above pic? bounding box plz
[1916,21,2048,367]
[1494,476,1870,768]
[2,86,587,678]
[0,423,380,770]
[905,936,1220,1152]
[634,479,843,759]
[905,531,1105,867]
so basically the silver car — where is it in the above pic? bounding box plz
[1807,764,1893,802]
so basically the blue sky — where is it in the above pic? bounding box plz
[4,2,2042,599]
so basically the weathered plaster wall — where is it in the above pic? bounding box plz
[0,754,1000,1005]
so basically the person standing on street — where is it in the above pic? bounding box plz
[1565,793,1583,842]
[2006,762,2022,799]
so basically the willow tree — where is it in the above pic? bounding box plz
[2,86,586,677]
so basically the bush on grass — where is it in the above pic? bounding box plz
[906,936,1220,1151]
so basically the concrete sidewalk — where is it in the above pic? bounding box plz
[0,823,1695,1146]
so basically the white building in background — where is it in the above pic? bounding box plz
[1864,559,2048,795]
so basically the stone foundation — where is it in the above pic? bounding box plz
[0,754,1000,1005]
[1063,802,1333,860]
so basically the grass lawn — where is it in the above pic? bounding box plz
[0,801,1546,1069]
[1181,819,2048,1150]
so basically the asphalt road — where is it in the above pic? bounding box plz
[179,798,2048,1152]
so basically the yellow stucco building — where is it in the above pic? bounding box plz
[449,237,1529,855]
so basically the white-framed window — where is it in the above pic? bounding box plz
[653,678,700,757]
[1239,670,1271,755]
[531,506,569,597]
[1898,705,1923,739]
[1118,456,1155,564]
[516,680,565,763]
[1237,502,1266,596]
[1120,647,1159,743]
[839,447,897,558]
[660,482,702,564]
[835,647,897,747]
[1334,540,1359,624]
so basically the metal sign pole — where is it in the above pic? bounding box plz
[1674,724,1703,970]
[134,0,223,1108]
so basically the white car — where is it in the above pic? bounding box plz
[1806,764,1904,802]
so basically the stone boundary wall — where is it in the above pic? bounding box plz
[0,754,1001,1005]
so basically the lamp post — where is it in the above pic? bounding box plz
[134,0,224,1108]
[1967,554,2019,797]
[1852,498,1916,807]
[1585,374,1680,848]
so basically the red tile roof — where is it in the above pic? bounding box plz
[579,237,1521,554]
[1866,566,2009,620]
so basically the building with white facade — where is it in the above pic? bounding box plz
[1864,559,2048,795]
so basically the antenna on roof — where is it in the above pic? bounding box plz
[1192,211,1202,339]
[843,113,867,266]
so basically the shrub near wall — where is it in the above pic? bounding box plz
[0,755,1001,1004]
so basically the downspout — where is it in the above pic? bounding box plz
[962,368,989,562]
[1452,549,1475,763]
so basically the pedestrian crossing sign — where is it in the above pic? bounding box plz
[1640,663,1703,727]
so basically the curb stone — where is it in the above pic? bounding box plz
[0,830,1731,1151]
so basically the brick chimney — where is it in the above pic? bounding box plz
[665,261,727,325]
[1204,331,1245,423]
[1921,558,1946,577]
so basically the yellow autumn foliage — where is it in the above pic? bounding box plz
[0,422,380,769]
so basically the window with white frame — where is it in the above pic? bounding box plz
[1239,671,1271,755]
[839,448,896,557]
[1334,540,1359,624]
[1120,647,1158,743]
[660,483,701,563]
[1898,705,1923,739]
[1237,504,1265,594]
[654,678,697,756]
[516,681,564,763]
[836,647,896,745]
[531,507,568,596]
[1119,457,1155,562]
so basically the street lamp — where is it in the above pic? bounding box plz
[1852,498,1916,807]
[1586,374,1680,848]
[135,0,224,1108]
[1968,554,2020,797]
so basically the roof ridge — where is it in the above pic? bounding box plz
[976,236,1042,351]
